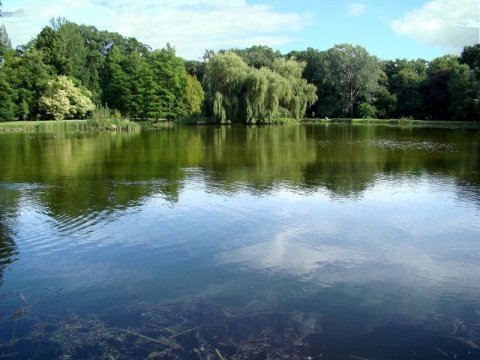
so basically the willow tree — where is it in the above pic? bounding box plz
[272,57,317,120]
[204,51,249,123]
[204,51,317,123]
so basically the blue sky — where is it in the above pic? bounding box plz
[2,0,479,61]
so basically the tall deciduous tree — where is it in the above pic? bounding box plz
[449,63,480,121]
[287,47,333,117]
[230,45,282,69]
[6,48,54,120]
[386,58,427,118]
[460,44,480,70]
[325,44,382,117]
[423,55,459,120]
[102,46,130,115]
[0,67,17,121]
[35,26,69,75]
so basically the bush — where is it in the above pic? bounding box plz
[87,105,140,131]
[358,102,377,119]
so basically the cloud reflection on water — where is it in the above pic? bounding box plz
[218,178,480,296]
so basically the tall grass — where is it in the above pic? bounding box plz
[0,120,89,132]
[87,105,140,131]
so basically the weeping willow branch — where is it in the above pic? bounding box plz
[204,52,317,124]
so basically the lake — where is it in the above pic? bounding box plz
[0,124,479,359]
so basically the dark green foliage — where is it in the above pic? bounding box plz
[4,48,54,120]
[0,69,16,121]
[385,58,428,119]
[185,60,206,84]
[424,68,452,120]
[373,87,397,119]
[460,44,480,70]
[147,45,188,119]
[358,102,376,119]
[291,45,382,119]
[102,46,130,115]
[449,64,480,121]
[35,26,69,75]
[230,45,282,69]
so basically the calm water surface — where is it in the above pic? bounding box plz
[0,125,479,359]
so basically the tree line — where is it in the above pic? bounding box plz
[0,16,479,123]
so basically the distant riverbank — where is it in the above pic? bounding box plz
[1,118,479,132]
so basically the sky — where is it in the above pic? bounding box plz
[1,0,479,61]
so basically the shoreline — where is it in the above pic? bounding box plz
[1,118,479,133]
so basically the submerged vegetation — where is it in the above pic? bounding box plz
[2,285,480,360]
[1,290,320,359]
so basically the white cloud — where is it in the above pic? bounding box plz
[2,0,311,59]
[347,3,367,17]
[391,0,480,53]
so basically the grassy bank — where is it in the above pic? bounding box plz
[2,118,479,132]
[0,119,141,132]
[0,120,89,132]
[301,118,480,128]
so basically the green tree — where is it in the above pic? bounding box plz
[372,70,397,119]
[5,48,54,120]
[386,58,428,118]
[204,51,248,123]
[460,44,480,69]
[122,51,147,118]
[272,57,317,120]
[373,87,397,119]
[182,74,204,116]
[35,26,69,75]
[449,63,480,121]
[76,25,129,103]
[204,51,316,123]
[102,46,130,115]
[358,102,376,119]
[185,60,206,85]
[0,66,17,121]
[146,44,188,120]
[287,48,328,117]
[39,75,95,120]
[427,55,459,75]
[55,21,88,83]
[421,55,460,120]
[391,68,425,118]
[230,45,282,69]
[325,44,382,117]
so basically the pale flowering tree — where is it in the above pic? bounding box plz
[39,75,95,120]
